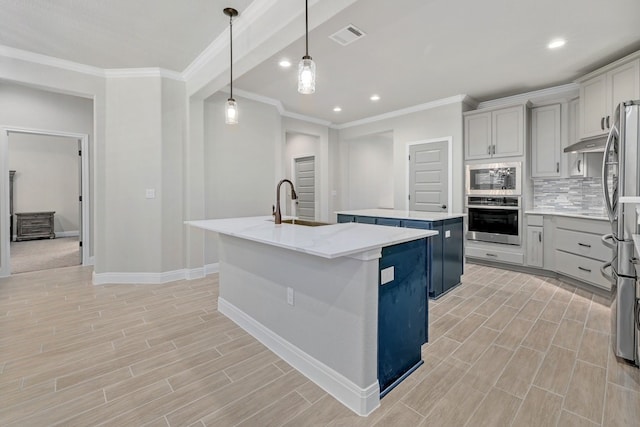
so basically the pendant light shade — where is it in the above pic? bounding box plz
[298,0,315,94]
[225,98,238,124]
[224,7,238,124]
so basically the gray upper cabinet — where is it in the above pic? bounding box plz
[465,105,525,160]
[578,58,639,139]
[531,104,561,178]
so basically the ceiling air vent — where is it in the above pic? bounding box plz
[329,24,366,46]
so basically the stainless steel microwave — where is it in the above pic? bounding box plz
[465,162,521,196]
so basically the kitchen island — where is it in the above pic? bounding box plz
[186,216,437,416]
[336,209,466,298]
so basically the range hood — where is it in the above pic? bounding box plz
[563,135,607,153]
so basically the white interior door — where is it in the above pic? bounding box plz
[294,156,315,220]
[409,141,448,212]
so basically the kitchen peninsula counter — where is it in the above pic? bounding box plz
[186,216,437,416]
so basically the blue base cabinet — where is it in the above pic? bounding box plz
[338,214,463,300]
[378,238,426,397]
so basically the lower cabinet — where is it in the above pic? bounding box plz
[378,238,426,396]
[337,214,464,299]
[526,226,544,268]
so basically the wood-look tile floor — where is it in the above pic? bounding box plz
[1,264,639,426]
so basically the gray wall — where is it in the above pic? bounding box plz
[344,132,394,211]
[337,102,466,214]
[9,133,79,234]
[203,93,281,264]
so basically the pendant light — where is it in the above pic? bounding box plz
[224,7,239,124]
[297,0,316,94]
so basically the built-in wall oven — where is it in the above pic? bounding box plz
[466,162,521,195]
[466,196,521,245]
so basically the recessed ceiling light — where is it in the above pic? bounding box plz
[548,39,566,49]
[279,59,292,68]
[370,94,380,101]
[333,106,342,112]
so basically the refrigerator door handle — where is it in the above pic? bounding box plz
[600,261,613,282]
[602,124,619,223]
[602,234,616,249]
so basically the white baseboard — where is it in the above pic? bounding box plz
[218,297,380,416]
[55,230,80,238]
[92,263,220,285]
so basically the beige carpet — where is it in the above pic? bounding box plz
[10,236,81,274]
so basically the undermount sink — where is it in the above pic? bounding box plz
[281,218,330,227]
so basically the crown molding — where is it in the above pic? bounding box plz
[334,94,470,130]
[182,0,281,82]
[104,68,184,81]
[0,44,105,77]
[233,88,285,114]
[476,83,579,110]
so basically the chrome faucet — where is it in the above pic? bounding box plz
[273,179,298,224]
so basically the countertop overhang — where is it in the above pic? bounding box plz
[335,209,466,221]
[186,216,437,259]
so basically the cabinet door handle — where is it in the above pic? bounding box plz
[578,242,591,248]
[487,145,491,155]
[578,266,592,273]
[538,232,542,242]
[601,117,605,130]
[577,159,581,173]
[556,162,559,173]
[606,115,610,129]
[486,253,497,257]
[492,145,496,155]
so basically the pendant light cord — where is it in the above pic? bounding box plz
[229,13,233,99]
[304,0,309,58]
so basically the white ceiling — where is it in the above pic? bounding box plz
[2,0,640,125]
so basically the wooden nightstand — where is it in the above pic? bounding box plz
[15,212,56,241]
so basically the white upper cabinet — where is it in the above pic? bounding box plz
[567,98,586,177]
[578,58,640,139]
[465,105,525,160]
[531,104,561,178]
[464,112,492,159]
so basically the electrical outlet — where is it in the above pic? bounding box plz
[145,188,156,199]
[381,266,394,285]
[445,230,451,238]
[287,287,294,305]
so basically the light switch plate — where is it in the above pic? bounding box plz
[381,266,394,285]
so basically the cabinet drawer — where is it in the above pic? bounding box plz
[555,228,611,262]
[466,246,524,265]
[20,218,51,227]
[555,250,611,290]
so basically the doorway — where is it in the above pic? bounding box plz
[407,138,452,212]
[0,127,90,277]
[294,156,315,220]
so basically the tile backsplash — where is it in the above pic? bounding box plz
[533,178,605,215]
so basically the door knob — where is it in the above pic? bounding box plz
[441,204,447,209]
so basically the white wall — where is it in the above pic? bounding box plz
[203,93,281,264]
[344,132,394,210]
[337,102,466,214]
[9,133,79,234]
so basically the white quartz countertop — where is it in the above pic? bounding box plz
[186,216,437,259]
[335,209,466,221]
[525,210,608,221]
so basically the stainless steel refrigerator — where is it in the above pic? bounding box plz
[602,99,640,366]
